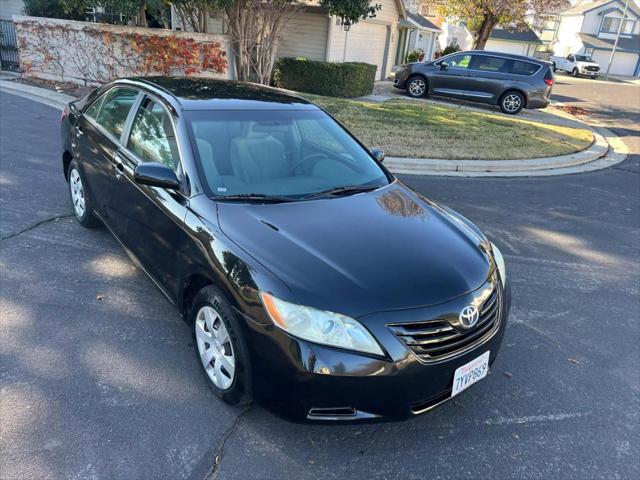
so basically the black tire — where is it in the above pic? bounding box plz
[67,160,101,228]
[406,75,428,98]
[552,63,557,73]
[191,285,252,405]
[499,91,525,115]
[572,68,579,77]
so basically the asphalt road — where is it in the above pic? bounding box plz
[1,85,639,480]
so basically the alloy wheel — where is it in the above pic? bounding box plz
[408,78,426,97]
[195,305,236,390]
[69,168,86,219]
[502,94,522,113]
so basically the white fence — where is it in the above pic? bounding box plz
[14,15,233,85]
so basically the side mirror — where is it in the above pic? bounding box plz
[371,147,385,163]
[439,62,448,70]
[134,162,180,190]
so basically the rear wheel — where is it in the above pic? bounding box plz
[406,75,427,98]
[68,160,100,228]
[499,91,525,115]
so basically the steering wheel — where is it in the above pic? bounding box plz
[291,153,328,175]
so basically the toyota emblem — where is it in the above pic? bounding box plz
[459,305,480,328]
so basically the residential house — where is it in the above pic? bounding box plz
[484,25,543,56]
[395,11,441,64]
[530,2,570,58]
[552,0,640,76]
[173,1,406,81]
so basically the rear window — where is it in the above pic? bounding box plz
[507,60,540,76]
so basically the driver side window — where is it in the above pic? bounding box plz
[446,54,472,69]
[127,97,179,170]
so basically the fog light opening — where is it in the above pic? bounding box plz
[307,407,357,419]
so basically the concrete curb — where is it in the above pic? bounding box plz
[0,79,73,111]
[386,132,607,175]
[0,78,629,177]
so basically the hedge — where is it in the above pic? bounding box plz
[273,57,377,98]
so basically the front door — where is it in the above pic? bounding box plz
[429,53,472,98]
[115,95,191,300]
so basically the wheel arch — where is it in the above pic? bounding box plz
[499,88,527,108]
[180,271,239,320]
[63,150,73,181]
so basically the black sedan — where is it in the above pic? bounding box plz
[61,77,511,422]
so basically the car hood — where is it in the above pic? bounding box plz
[218,183,492,318]
[576,61,599,67]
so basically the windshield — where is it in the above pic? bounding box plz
[185,109,389,200]
[574,55,594,62]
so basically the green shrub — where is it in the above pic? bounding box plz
[23,0,85,20]
[273,57,377,98]
[437,44,461,58]
[406,49,425,63]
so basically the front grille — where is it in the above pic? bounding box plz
[389,286,501,362]
[585,66,599,72]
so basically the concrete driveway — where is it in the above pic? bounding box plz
[1,88,638,480]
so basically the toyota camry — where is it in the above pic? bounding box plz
[61,77,511,422]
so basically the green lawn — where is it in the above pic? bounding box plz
[304,95,594,160]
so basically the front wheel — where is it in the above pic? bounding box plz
[572,68,579,77]
[406,75,427,98]
[552,63,557,72]
[192,285,252,405]
[499,91,525,115]
[68,160,100,228]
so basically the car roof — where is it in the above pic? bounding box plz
[458,50,546,64]
[116,77,319,111]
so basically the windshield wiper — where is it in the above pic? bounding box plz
[215,193,297,203]
[308,185,379,199]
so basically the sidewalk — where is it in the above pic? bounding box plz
[0,75,629,177]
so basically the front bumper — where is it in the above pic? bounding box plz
[580,70,599,77]
[393,68,410,89]
[243,280,511,422]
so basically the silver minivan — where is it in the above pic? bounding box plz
[393,50,554,114]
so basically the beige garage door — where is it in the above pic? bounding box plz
[277,13,329,61]
[344,22,389,80]
[591,50,638,76]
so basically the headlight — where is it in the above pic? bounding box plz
[260,292,384,356]
[491,242,506,286]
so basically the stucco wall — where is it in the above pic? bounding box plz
[14,16,233,85]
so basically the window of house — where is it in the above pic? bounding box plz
[602,16,634,34]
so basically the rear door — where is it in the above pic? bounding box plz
[466,54,511,104]
[117,95,192,299]
[429,53,472,98]
[74,86,139,230]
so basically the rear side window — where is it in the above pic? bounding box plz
[84,95,105,121]
[127,97,179,169]
[508,60,540,76]
[471,55,508,72]
[94,87,138,139]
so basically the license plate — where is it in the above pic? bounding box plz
[451,351,490,397]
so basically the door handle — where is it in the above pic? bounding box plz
[113,153,125,179]
[74,125,84,137]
